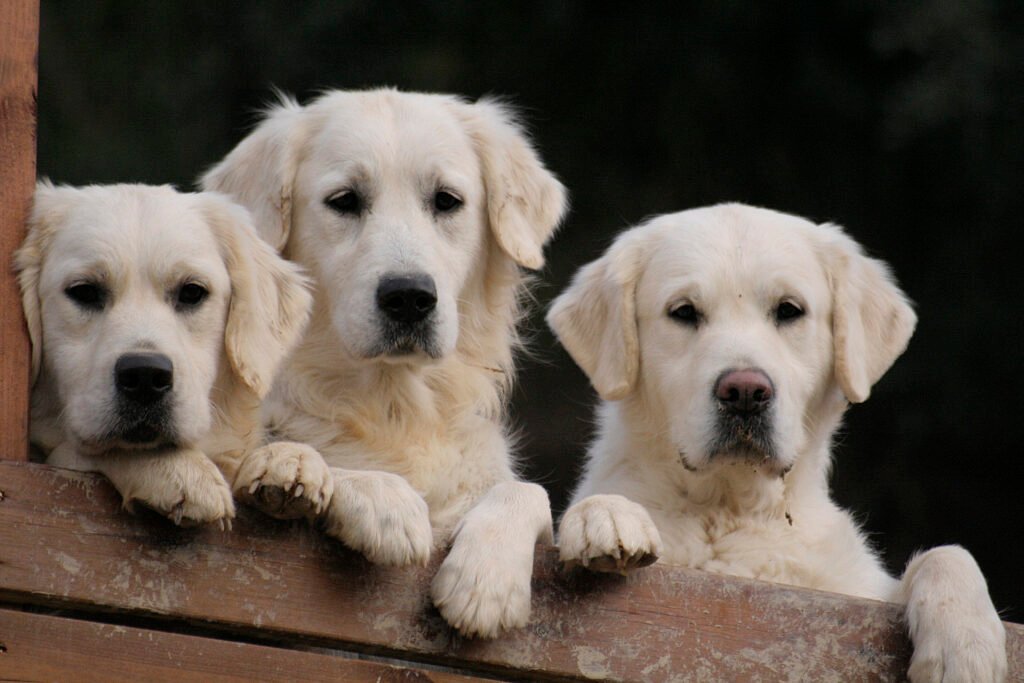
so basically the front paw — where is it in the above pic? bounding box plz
[908,610,1006,683]
[234,442,333,520]
[322,470,432,566]
[121,451,235,528]
[903,545,1008,682]
[558,494,662,574]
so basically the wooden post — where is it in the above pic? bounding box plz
[0,0,38,462]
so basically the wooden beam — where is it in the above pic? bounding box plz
[0,0,38,463]
[2,463,1021,681]
[0,607,486,682]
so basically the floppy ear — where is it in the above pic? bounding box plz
[199,193,312,399]
[821,224,917,404]
[199,94,306,252]
[547,232,643,400]
[14,181,66,387]
[458,99,568,270]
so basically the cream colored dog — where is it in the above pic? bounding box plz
[549,204,1006,682]
[202,88,566,637]
[17,183,311,526]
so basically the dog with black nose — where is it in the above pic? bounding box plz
[16,182,311,526]
[550,203,1006,681]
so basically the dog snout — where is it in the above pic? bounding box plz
[115,353,174,405]
[715,368,774,416]
[376,274,437,324]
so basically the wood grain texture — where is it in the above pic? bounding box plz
[1,462,1021,682]
[0,608,486,683]
[0,0,38,463]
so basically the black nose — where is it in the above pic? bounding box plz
[115,353,174,405]
[376,274,437,324]
[715,368,774,416]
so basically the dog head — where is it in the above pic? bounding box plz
[16,183,310,455]
[548,203,916,475]
[201,88,566,367]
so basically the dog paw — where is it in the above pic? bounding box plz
[234,442,333,520]
[431,541,533,639]
[430,482,551,639]
[120,450,235,528]
[558,494,661,574]
[907,610,1007,683]
[322,469,432,566]
[902,545,1008,682]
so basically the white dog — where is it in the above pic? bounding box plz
[549,204,1006,681]
[16,183,311,526]
[201,88,567,637]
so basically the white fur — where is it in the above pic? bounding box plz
[549,203,1006,682]
[17,183,311,526]
[201,88,567,637]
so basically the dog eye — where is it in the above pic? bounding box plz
[669,303,701,326]
[433,190,463,214]
[325,190,362,215]
[176,283,209,309]
[775,301,805,324]
[65,283,106,310]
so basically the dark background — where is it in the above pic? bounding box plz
[38,1,1023,621]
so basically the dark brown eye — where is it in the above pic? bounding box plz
[65,283,106,310]
[177,282,208,309]
[433,190,462,213]
[775,301,804,324]
[325,190,362,215]
[669,302,701,326]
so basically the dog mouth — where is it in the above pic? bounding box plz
[369,322,442,360]
[706,412,778,466]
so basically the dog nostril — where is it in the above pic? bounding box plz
[376,274,438,324]
[715,369,774,415]
[115,353,174,404]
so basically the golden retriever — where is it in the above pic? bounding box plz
[16,183,311,526]
[201,88,567,637]
[548,203,1006,681]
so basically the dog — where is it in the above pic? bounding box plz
[16,182,311,526]
[548,203,1006,681]
[201,88,567,637]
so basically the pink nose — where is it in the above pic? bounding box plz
[715,369,774,415]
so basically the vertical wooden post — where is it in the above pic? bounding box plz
[0,0,39,461]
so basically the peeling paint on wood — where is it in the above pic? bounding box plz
[2,462,1022,681]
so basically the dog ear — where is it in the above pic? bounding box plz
[199,193,312,399]
[547,232,643,400]
[14,181,67,387]
[200,94,306,252]
[821,224,917,404]
[458,99,568,270]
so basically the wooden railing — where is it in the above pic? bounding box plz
[2,3,1022,680]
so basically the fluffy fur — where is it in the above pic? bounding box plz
[549,203,1006,682]
[201,88,566,637]
[17,183,311,525]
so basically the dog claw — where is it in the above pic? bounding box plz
[171,502,185,526]
[294,484,305,498]
[249,480,261,495]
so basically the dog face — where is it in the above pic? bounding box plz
[202,88,566,366]
[549,204,916,474]
[17,183,310,455]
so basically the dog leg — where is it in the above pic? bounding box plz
[233,441,333,520]
[49,442,235,527]
[322,468,432,566]
[430,481,553,638]
[898,545,1006,682]
[558,493,662,573]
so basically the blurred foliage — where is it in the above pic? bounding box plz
[38,0,1024,620]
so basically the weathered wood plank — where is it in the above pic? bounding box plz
[0,1,37,463]
[0,607,486,682]
[2,462,1022,681]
